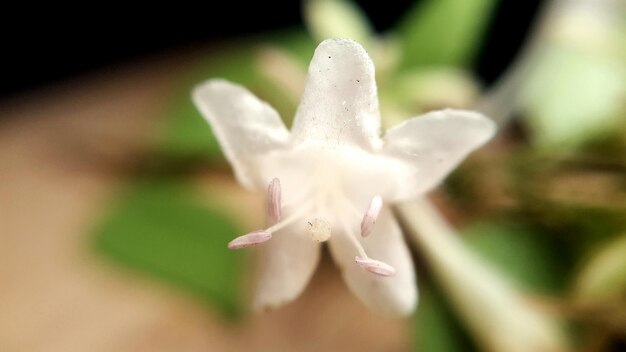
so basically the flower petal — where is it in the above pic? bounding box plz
[192,79,290,189]
[253,218,321,310]
[290,38,381,149]
[328,207,417,316]
[382,109,495,199]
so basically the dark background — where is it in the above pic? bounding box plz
[0,1,542,100]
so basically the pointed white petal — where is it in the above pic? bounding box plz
[329,207,417,316]
[192,79,290,189]
[253,218,321,310]
[290,38,381,149]
[383,109,495,199]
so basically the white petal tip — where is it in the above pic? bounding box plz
[318,38,365,51]
[360,196,383,237]
[228,231,272,250]
[191,79,233,104]
[442,109,497,142]
[355,256,396,277]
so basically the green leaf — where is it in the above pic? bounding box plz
[389,67,480,113]
[398,0,498,68]
[413,287,476,352]
[462,221,570,293]
[94,178,245,318]
[304,0,373,45]
[522,46,626,149]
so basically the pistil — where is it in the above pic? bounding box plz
[307,218,331,242]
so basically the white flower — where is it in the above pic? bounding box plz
[192,38,495,316]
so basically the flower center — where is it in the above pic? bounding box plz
[227,177,395,277]
[307,218,331,242]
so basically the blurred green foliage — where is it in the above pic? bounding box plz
[414,287,476,352]
[522,46,626,149]
[398,0,498,69]
[305,0,373,45]
[575,234,626,300]
[511,154,626,253]
[463,221,571,293]
[94,179,246,318]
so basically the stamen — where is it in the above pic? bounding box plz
[266,178,281,224]
[335,215,368,258]
[228,230,272,250]
[228,201,313,250]
[307,218,331,242]
[355,256,396,277]
[360,196,382,237]
[265,202,313,234]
